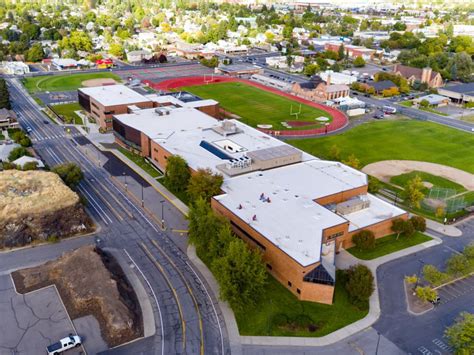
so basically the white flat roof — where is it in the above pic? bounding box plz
[146,94,218,108]
[214,161,358,266]
[214,160,368,266]
[114,107,313,173]
[79,84,150,107]
[346,194,406,232]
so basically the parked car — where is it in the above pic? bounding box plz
[47,335,82,355]
[430,296,441,305]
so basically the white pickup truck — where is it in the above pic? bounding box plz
[46,335,82,355]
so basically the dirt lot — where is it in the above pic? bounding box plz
[12,245,143,347]
[362,160,474,191]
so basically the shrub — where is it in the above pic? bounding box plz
[463,243,474,260]
[344,264,374,309]
[405,274,418,285]
[404,220,416,237]
[368,175,381,193]
[352,230,376,251]
[410,216,426,232]
[51,162,83,188]
[8,146,31,162]
[415,286,438,302]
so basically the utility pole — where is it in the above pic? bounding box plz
[123,172,127,191]
[160,200,165,230]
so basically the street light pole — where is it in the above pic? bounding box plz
[123,172,127,192]
[160,200,165,230]
[141,183,144,207]
[375,331,381,355]
[415,259,425,289]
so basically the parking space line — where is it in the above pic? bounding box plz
[418,346,433,355]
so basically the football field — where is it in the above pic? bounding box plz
[182,82,332,131]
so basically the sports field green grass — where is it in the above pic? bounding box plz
[23,72,122,93]
[347,232,432,260]
[235,272,368,337]
[182,82,332,131]
[50,103,83,125]
[390,171,466,194]
[289,119,474,174]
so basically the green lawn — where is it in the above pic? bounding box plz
[235,273,368,337]
[117,147,162,179]
[50,103,83,125]
[347,232,432,260]
[23,72,122,93]
[182,82,332,131]
[390,171,466,194]
[289,119,474,174]
[0,133,5,140]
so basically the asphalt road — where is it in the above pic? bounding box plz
[6,78,230,355]
[374,220,474,355]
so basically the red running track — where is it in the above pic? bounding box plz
[148,76,349,137]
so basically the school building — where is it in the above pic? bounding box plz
[111,95,407,305]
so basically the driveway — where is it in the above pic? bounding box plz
[0,274,84,355]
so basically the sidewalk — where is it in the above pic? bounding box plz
[426,219,462,237]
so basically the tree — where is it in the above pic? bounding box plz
[445,312,474,354]
[423,264,448,286]
[51,162,84,188]
[451,52,474,82]
[342,154,360,169]
[0,79,11,109]
[187,168,223,203]
[419,99,430,108]
[59,31,93,53]
[303,63,319,76]
[404,175,425,208]
[338,43,345,61]
[410,216,426,232]
[446,254,470,277]
[8,146,31,162]
[415,286,438,302]
[165,155,190,193]
[353,56,365,67]
[404,220,416,237]
[352,230,376,251]
[344,264,374,309]
[109,43,124,58]
[212,239,267,311]
[368,175,381,194]
[25,43,45,62]
[391,218,407,239]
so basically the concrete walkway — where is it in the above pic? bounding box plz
[426,219,462,237]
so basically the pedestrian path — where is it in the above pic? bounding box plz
[31,131,83,142]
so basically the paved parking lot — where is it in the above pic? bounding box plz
[0,274,84,355]
[417,337,453,355]
[436,274,474,304]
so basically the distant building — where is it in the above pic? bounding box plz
[51,58,79,70]
[320,70,358,86]
[324,42,377,61]
[250,74,293,92]
[0,142,20,162]
[392,64,443,89]
[438,83,474,104]
[96,58,114,69]
[362,80,398,95]
[214,64,263,77]
[3,61,30,75]
[413,94,450,107]
[126,50,153,63]
[292,76,350,101]
[0,109,19,130]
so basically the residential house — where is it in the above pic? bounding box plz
[362,80,397,95]
[0,109,20,130]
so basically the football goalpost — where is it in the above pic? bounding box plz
[203,74,214,85]
[290,104,302,120]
